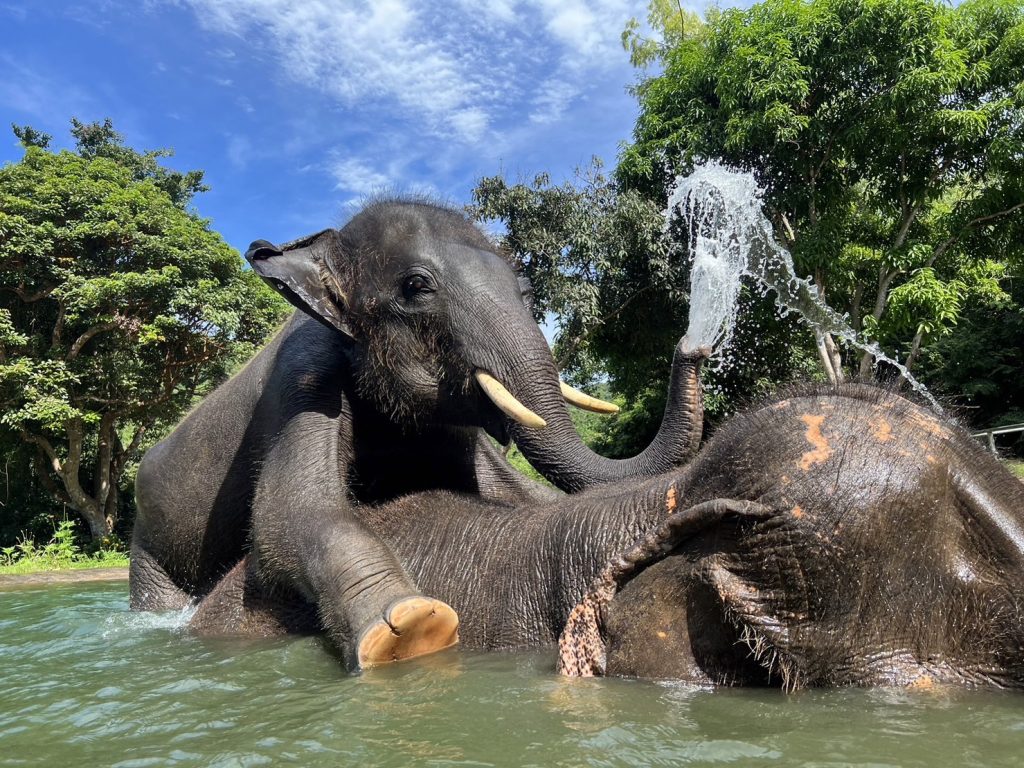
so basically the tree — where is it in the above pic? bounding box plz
[472,160,822,453]
[621,0,703,69]
[472,160,686,393]
[0,121,289,540]
[618,0,1024,382]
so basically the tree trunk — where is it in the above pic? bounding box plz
[815,331,845,385]
[80,500,111,540]
[25,421,116,541]
[901,328,926,381]
[810,270,844,384]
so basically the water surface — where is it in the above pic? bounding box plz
[2,583,1021,767]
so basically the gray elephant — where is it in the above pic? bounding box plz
[130,200,707,670]
[192,384,1024,689]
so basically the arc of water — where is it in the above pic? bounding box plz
[665,161,942,413]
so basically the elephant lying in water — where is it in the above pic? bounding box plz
[192,384,1024,690]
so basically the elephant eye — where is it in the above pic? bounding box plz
[402,274,433,300]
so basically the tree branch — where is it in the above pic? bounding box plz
[93,412,116,508]
[68,321,118,359]
[928,201,1024,268]
[1,285,55,303]
[553,285,655,370]
[30,446,71,506]
[20,430,62,475]
[51,301,66,349]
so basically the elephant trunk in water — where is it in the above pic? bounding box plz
[475,309,708,493]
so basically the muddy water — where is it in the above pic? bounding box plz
[2,582,1021,767]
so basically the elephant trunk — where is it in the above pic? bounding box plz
[505,338,707,492]
[469,294,706,492]
[461,279,706,493]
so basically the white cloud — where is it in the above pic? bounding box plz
[329,155,391,196]
[529,78,580,125]
[226,133,251,169]
[176,0,644,146]
[1,4,28,21]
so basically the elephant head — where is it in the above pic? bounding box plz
[246,200,707,491]
[557,389,1024,689]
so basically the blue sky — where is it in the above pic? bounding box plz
[0,1,735,254]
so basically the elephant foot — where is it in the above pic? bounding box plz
[356,597,459,668]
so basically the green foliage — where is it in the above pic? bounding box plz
[0,518,128,574]
[622,0,703,69]
[619,0,1024,377]
[472,159,687,396]
[917,278,1024,427]
[12,124,51,150]
[471,161,826,452]
[476,0,1023,452]
[0,120,290,539]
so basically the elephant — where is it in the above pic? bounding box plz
[130,199,708,670]
[191,383,1024,690]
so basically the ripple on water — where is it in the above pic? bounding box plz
[3,583,1024,768]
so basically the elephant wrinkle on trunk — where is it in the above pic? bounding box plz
[130,199,705,672]
[189,384,1024,690]
[506,339,710,493]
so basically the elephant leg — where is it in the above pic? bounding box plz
[558,498,774,676]
[190,555,320,636]
[129,542,192,611]
[251,410,459,670]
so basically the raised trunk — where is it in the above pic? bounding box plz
[506,336,708,493]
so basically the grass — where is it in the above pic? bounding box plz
[1007,459,1024,480]
[0,519,129,575]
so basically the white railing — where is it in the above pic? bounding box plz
[972,423,1024,454]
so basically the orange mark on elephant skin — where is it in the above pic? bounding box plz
[791,505,804,519]
[797,414,833,470]
[869,416,894,443]
[907,409,946,438]
[907,674,936,691]
[665,485,677,514]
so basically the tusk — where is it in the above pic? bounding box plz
[560,382,620,414]
[474,371,547,429]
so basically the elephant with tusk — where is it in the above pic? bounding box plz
[130,199,707,671]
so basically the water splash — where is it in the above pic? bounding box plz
[103,604,196,638]
[666,161,942,412]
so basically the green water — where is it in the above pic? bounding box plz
[2,583,1022,767]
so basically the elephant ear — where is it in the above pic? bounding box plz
[245,229,352,337]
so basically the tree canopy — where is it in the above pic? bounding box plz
[474,0,1024,454]
[0,121,288,540]
[620,0,1024,380]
